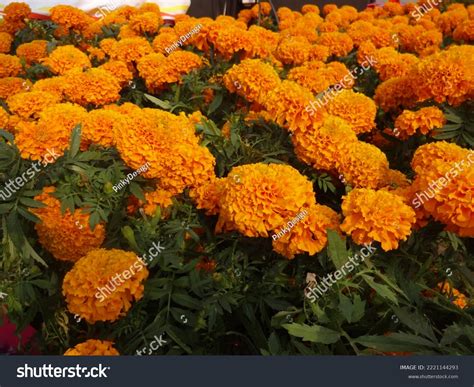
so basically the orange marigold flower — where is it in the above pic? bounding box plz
[264,80,326,133]
[453,19,474,42]
[62,68,121,107]
[82,109,125,148]
[64,340,119,356]
[317,32,354,57]
[16,40,48,64]
[42,45,91,75]
[189,177,226,216]
[99,60,133,86]
[223,59,281,105]
[372,47,418,81]
[142,188,174,216]
[0,53,22,77]
[7,91,61,119]
[338,141,390,189]
[31,187,106,262]
[302,5,320,15]
[251,2,272,17]
[50,5,94,33]
[216,163,316,238]
[31,77,66,99]
[109,37,154,66]
[152,30,180,54]
[318,21,339,33]
[326,89,376,134]
[129,11,163,35]
[0,77,31,99]
[272,204,340,259]
[374,76,417,111]
[214,26,252,60]
[323,4,338,16]
[394,107,445,138]
[0,32,13,53]
[292,115,357,171]
[275,36,312,66]
[3,2,30,22]
[15,103,87,161]
[62,248,149,323]
[341,188,416,251]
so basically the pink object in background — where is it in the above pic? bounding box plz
[0,313,38,355]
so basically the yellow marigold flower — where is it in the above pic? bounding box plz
[437,282,469,309]
[15,103,87,161]
[394,107,445,138]
[341,188,416,251]
[339,141,390,189]
[113,107,215,196]
[31,77,66,99]
[62,248,149,323]
[109,37,153,66]
[7,91,61,119]
[82,109,125,148]
[129,11,163,35]
[62,68,121,107]
[317,32,354,57]
[50,5,94,33]
[264,80,326,133]
[31,187,106,262]
[292,115,357,171]
[275,36,312,65]
[0,32,13,53]
[0,53,22,77]
[189,177,226,216]
[99,60,133,86]
[326,89,376,134]
[16,40,48,65]
[64,340,119,356]
[142,188,174,216]
[4,2,30,22]
[272,204,340,259]
[42,45,91,75]
[0,77,31,99]
[223,59,280,105]
[216,163,316,238]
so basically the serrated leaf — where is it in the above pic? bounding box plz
[362,274,398,305]
[327,229,348,269]
[283,323,340,344]
[68,125,82,158]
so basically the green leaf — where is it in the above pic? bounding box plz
[207,92,223,115]
[327,229,347,269]
[392,306,436,341]
[171,292,202,309]
[144,94,172,110]
[362,274,398,305]
[68,124,82,158]
[354,334,433,352]
[129,182,145,201]
[19,197,46,208]
[283,323,340,344]
[338,294,366,323]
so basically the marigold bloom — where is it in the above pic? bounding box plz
[341,188,416,251]
[64,340,119,356]
[142,188,174,216]
[109,37,153,66]
[42,45,91,75]
[62,248,149,323]
[15,103,87,161]
[31,77,66,99]
[7,91,61,119]
[0,77,31,99]
[62,68,121,107]
[3,2,30,22]
[82,109,125,148]
[223,59,280,105]
[216,163,316,238]
[0,32,13,53]
[16,40,48,65]
[129,11,163,35]
[437,282,469,309]
[189,177,226,216]
[338,141,390,189]
[0,54,22,77]
[31,187,105,262]
[326,89,376,134]
[394,107,445,138]
[275,36,312,66]
[272,204,340,259]
[372,47,418,81]
[99,60,133,86]
[374,76,417,111]
[317,32,354,57]
[50,5,94,33]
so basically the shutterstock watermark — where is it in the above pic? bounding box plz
[411,0,442,21]
[305,243,377,302]
[135,334,168,355]
[412,150,474,209]
[272,210,308,240]
[305,56,377,116]
[95,241,165,302]
[113,162,150,193]
[0,148,59,201]
[17,364,110,378]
